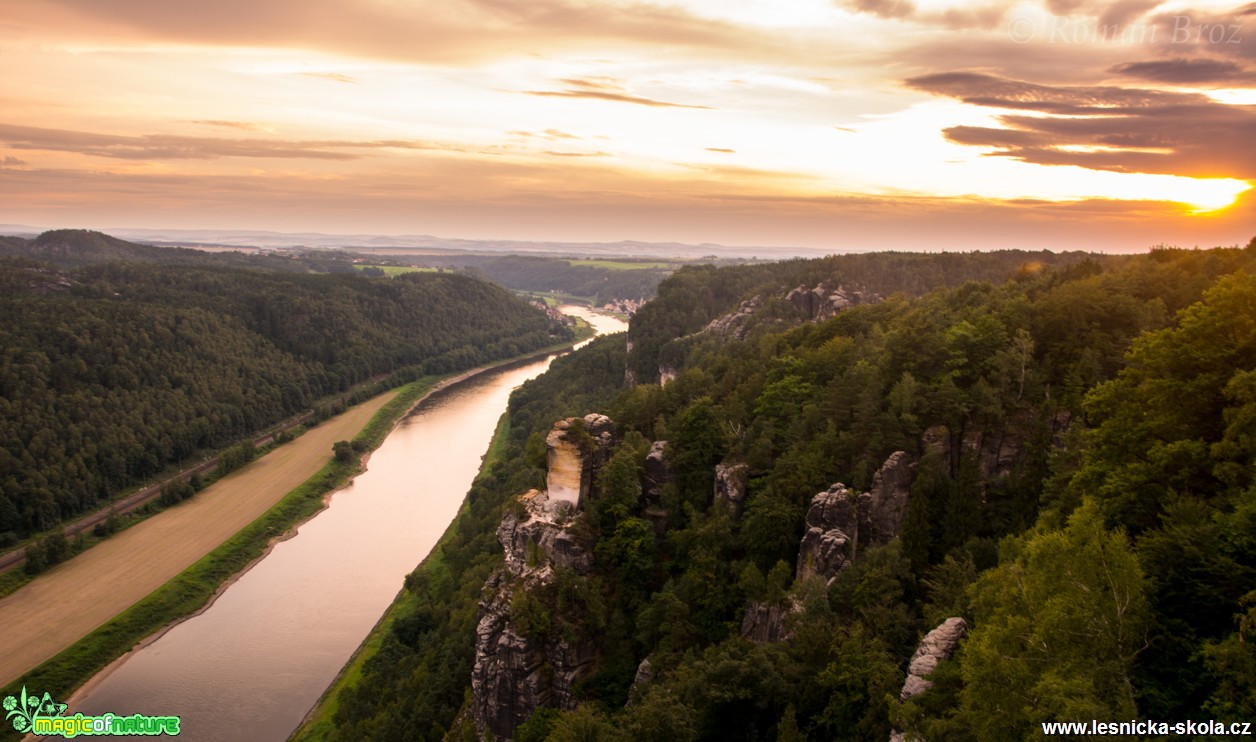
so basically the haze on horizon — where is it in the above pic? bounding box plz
[1,0,1254,253]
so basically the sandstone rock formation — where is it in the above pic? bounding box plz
[786,282,872,321]
[899,617,968,701]
[713,462,749,518]
[796,452,912,584]
[889,617,969,741]
[472,574,598,739]
[740,600,798,644]
[920,411,1070,482]
[626,657,654,704]
[702,295,764,340]
[544,414,614,512]
[643,440,670,505]
[471,415,616,740]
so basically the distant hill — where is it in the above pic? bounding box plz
[0,229,243,268]
[0,229,362,274]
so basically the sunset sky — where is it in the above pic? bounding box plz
[1,0,1254,252]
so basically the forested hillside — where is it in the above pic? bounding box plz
[319,240,1256,741]
[0,233,570,543]
[420,255,674,304]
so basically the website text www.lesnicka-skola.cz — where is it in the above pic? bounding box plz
[1042,719,1252,736]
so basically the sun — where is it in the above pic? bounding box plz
[1181,179,1253,215]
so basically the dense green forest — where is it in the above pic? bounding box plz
[321,240,1256,740]
[0,232,570,543]
[417,255,675,304]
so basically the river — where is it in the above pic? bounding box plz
[68,306,627,741]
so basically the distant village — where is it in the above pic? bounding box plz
[600,298,642,315]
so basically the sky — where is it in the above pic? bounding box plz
[1,0,1254,252]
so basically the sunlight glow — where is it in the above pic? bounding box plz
[1204,89,1256,106]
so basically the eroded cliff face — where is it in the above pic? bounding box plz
[796,451,913,585]
[471,415,615,740]
[899,617,968,702]
[713,462,749,519]
[890,617,969,742]
[785,282,874,321]
[544,414,614,513]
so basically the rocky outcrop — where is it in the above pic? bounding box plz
[866,451,912,543]
[544,414,615,512]
[796,483,860,583]
[644,440,670,505]
[703,296,764,340]
[627,657,654,704]
[740,600,798,644]
[786,283,873,321]
[713,462,749,518]
[920,412,1071,481]
[899,617,968,701]
[890,618,969,740]
[497,490,595,577]
[472,572,599,738]
[796,452,912,584]
[624,339,636,387]
[659,364,678,386]
[471,415,616,740]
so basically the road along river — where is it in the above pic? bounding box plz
[67,306,627,742]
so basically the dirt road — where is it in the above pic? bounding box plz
[0,389,398,688]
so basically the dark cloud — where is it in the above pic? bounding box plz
[1111,57,1256,84]
[1,155,27,167]
[907,71,1203,113]
[705,147,735,153]
[908,72,1256,180]
[0,123,459,160]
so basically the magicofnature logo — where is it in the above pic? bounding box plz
[3,686,180,737]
